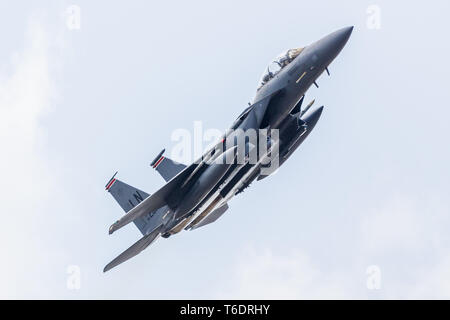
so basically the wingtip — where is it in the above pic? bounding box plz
[109,222,117,235]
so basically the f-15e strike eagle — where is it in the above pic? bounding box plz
[103,26,353,272]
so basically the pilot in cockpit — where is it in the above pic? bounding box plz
[257,47,304,90]
[278,54,291,68]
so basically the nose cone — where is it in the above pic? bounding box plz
[312,26,353,66]
[329,26,353,46]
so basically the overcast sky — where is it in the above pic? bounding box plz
[1,0,450,299]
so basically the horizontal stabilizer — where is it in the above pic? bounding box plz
[103,224,163,272]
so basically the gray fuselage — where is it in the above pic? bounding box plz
[164,27,353,235]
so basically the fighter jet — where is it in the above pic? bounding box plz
[103,26,353,272]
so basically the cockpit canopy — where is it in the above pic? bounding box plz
[257,47,303,90]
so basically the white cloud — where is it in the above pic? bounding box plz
[219,194,450,299]
[217,246,355,299]
[408,256,450,299]
[0,15,61,298]
[359,194,450,299]
[361,196,426,253]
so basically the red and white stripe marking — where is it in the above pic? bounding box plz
[105,178,116,190]
[152,156,164,168]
